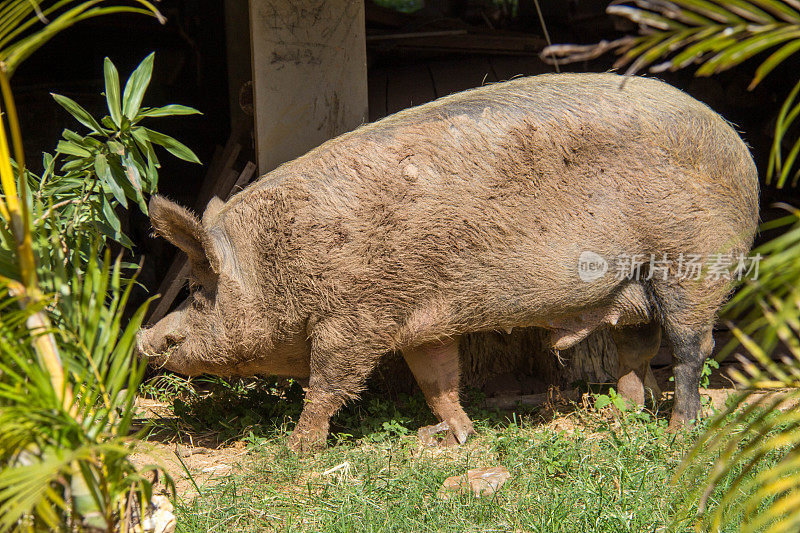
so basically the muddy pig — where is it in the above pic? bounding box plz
[138,72,759,453]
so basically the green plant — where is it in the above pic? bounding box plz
[0,1,165,78]
[20,53,200,279]
[139,372,198,402]
[51,53,199,233]
[0,2,210,530]
[166,378,306,444]
[703,358,721,388]
[721,208,800,358]
[594,387,631,412]
[0,251,173,531]
[164,390,722,532]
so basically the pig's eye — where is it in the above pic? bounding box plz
[190,287,211,310]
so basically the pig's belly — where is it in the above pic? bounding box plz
[514,281,653,349]
[396,274,652,351]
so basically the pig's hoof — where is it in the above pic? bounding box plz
[667,412,698,432]
[287,429,327,455]
[418,420,475,447]
[444,424,476,447]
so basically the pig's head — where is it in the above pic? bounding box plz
[137,196,311,378]
[137,195,231,375]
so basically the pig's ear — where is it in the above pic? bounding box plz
[149,195,220,277]
[202,196,224,228]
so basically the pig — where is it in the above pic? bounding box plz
[138,72,759,453]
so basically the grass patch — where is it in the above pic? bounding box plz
[174,409,692,532]
[138,376,782,532]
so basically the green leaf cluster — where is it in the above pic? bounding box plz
[0,1,165,76]
[41,53,200,252]
[0,3,196,530]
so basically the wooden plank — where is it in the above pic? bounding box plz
[230,161,258,195]
[364,1,412,27]
[368,69,388,122]
[386,63,436,116]
[371,30,547,56]
[428,57,498,98]
[194,140,241,211]
[224,0,254,133]
[367,30,467,41]
[148,260,190,325]
[248,0,368,175]
[204,145,223,182]
[215,168,240,201]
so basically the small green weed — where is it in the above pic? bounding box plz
[593,387,630,411]
[140,372,198,402]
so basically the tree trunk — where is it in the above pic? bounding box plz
[372,328,619,396]
[459,328,618,391]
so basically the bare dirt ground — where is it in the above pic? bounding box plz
[130,398,251,495]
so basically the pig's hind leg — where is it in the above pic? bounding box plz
[651,282,717,429]
[610,321,662,407]
[402,338,476,446]
[664,321,714,430]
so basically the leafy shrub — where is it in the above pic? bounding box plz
[0,3,204,528]
[10,53,200,282]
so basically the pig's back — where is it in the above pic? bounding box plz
[288,72,757,230]
[231,73,758,320]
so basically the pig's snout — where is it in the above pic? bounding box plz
[136,300,192,366]
[136,327,163,364]
[136,326,181,367]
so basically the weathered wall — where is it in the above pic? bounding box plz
[248,0,369,175]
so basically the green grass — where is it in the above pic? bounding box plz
[176,409,693,532]
[136,375,784,532]
[135,378,683,531]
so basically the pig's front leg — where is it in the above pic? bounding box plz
[287,317,384,454]
[286,383,343,454]
[402,337,475,446]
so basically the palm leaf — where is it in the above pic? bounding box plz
[0,2,164,76]
[0,253,170,528]
[676,313,800,532]
[543,1,800,88]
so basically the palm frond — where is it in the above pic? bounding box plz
[0,251,171,529]
[767,79,800,186]
[722,207,800,356]
[676,309,800,533]
[0,1,164,76]
[542,0,800,81]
